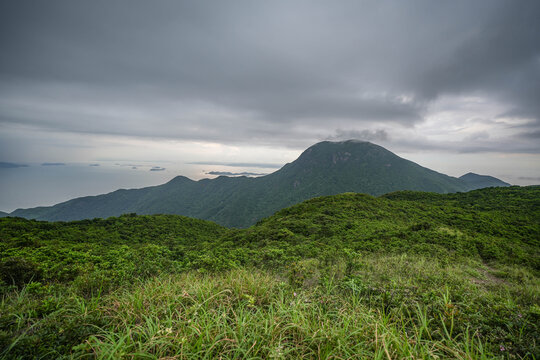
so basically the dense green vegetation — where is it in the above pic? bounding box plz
[1,186,538,358]
[11,141,507,228]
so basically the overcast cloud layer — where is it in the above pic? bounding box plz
[0,0,539,211]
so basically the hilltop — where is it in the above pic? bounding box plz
[460,172,511,190]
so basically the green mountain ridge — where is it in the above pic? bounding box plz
[10,140,511,227]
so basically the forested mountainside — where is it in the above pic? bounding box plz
[11,141,510,227]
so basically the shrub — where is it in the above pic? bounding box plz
[0,257,42,287]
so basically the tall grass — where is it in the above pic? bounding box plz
[77,256,536,359]
[1,254,538,359]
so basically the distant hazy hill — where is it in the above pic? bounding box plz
[0,211,8,218]
[459,172,511,190]
[10,140,509,227]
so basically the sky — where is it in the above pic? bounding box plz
[1,0,540,212]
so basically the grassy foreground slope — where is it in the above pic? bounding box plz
[0,186,538,359]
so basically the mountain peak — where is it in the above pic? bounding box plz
[165,175,194,185]
[293,139,396,168]
[309,139,375,148]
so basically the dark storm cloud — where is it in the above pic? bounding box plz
[387,134,540,155]
[518,130,540,139]
[0,0,539,150]
[414,3,540,95]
